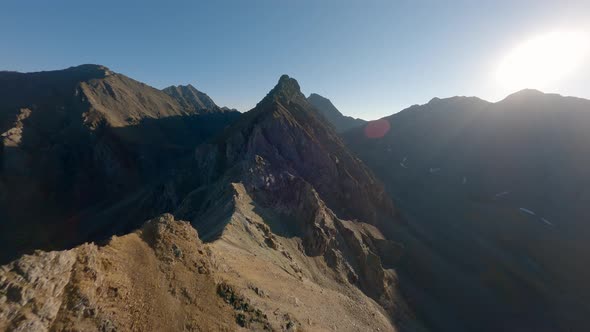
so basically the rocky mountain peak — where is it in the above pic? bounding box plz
[162,84,219,112]
[179,75,407,327]
[258,74,306,107]
[200,74,397,230]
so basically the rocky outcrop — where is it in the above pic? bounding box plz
[0,214,242,332]
[239,155,408,319]
[0,250,76,331]
[0,207,401,331]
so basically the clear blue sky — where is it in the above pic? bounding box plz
[1,0,589,119]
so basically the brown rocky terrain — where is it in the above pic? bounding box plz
[0,214,245,332]
[0,70,425,331]
[0,209,404,331]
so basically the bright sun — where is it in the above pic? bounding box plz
[496,30,590,91]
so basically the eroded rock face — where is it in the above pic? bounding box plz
[243,156,408,319]
[0,250,76,331]
[194,75,398,231]
[0,214,242,332]
[175,75,416,330]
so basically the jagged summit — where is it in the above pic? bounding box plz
[221,74,319,140]
[174,73,410,329]
[162,83,220,112]
[258,74,306,107]
[204,74,397,230]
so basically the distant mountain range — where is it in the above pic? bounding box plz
[345,89,590,331]
[1,65,589,332]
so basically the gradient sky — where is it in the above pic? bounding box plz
[1,0,589,119]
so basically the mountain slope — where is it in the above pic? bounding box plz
[170,75,419,330]
[344,91,590,331]
[0,65,240,263]
[0,74,424,331]
[307,93,366,132]
[0,214,248,332]
[210,76,396,227]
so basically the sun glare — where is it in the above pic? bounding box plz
[496,30,590,91]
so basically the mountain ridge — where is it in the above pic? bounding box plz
[0,64,240,263]
[2,64,590,331]
[343,89,590,331]
[1,70,419,331]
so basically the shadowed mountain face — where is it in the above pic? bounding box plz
[169,75,421,330]
[0,65,240,262]
[307,93,366,132]
[344,91,590,331]
[201,76,396,228]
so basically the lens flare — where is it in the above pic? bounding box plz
[364,119,390,139]
[496,30,590,91]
